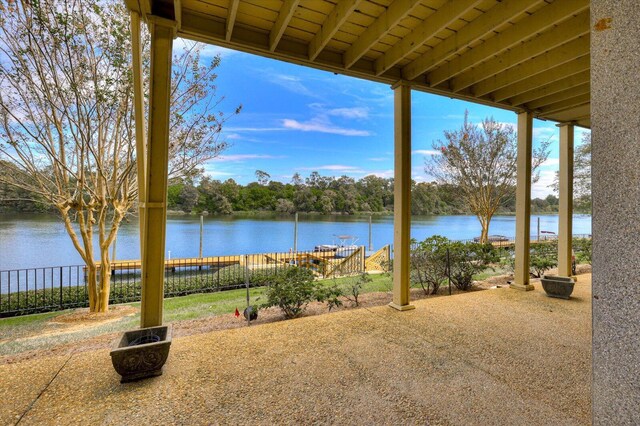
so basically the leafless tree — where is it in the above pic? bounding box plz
[425,111,549,243]
[0,0,240,311]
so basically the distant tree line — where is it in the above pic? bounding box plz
[164,170,578,215]
[1,163,588,216]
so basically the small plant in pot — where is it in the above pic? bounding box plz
[110,325,172,383]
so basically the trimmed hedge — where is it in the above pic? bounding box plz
[1,264,290,317]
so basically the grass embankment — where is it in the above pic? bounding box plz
[0,265,519,358]
[0,274,396,356]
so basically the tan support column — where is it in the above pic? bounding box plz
[511,111,534,291]
[140,17,176,328]
[557,123,574,278]
[389,82,415,311]
[130,11,147,262]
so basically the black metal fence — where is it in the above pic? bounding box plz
[1,235,592,318]
[0,248,367,317]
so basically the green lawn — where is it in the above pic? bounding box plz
[2,269,514,356]
[1,270,505,335]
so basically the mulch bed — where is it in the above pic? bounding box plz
[2,267,591,366]
[0,286,473,365]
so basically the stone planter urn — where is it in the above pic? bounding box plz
[110,325,172,383]
[541,275,575,300]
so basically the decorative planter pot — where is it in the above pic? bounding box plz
[541,275,575,300]
[110,325,172,383]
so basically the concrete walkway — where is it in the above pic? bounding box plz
[1,276,592,425]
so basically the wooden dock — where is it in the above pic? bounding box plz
[94,250,344,273]
[95,256,242,272]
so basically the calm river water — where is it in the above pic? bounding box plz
[0,213,592,270]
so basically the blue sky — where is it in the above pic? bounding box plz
[178,40,588,198]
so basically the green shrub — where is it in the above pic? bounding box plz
[499,249,515,275]
[260,267,343,319]
[0,285,89,317]
[410,235,449,295]
[499,242,561,279]
[341,272,372,306]
[529,242,557,277]
[448,241,496,291]
[573,237,592,264]
[1,264,288,317]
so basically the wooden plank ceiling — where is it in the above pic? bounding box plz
[130,0,591,128]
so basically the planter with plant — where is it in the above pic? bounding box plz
[110,325,172,383]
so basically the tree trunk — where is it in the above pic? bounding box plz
[479,220,489,244]
[478,214,493,244]
[86,263,98,312]
[97,251,111,312]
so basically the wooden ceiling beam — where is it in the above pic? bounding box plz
[375,0,484,76]
[174,0,182,30]
[506,70,590,106]
[472,36,590,98]
[344,0,423,69]
[124,0,152,15]
[492,58,590,103]
[402,0,543,81]
[427,0,589,87]
[308,0,362,61]
[538,103,590,124]
[525,83,590,111]
[178,10,525,114]
[572,114,591,128]
[226,0,239,41]
[451,11,590,93]
[269,0,300,52]
[536,95,590,115]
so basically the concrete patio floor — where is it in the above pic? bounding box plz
[1,276,592,425]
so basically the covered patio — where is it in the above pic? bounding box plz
[2,276,592,424]
[123,1,637,423]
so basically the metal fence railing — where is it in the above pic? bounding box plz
[1,235,592,318]
[0,248,368,317]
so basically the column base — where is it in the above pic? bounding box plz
[388,302,416,311]
[509,281,535,291]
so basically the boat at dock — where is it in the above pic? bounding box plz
[314,235,360,258]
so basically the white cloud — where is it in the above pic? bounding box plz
[268,74,319,98]
[541,157,560,167]
[224,126,287,132]
[213,154,285,162]
[199,45,238,59]
[443,114,466,120]
[367,157,388,162]
[201,167,236,179]
[365,169,394,179]
[532,170,557,198]
[533,126,558,139]
[175,38,238,59]
[299,165,363,172]
[282,118,370,136]
[327,107,369,119]
[412,149,441,156]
